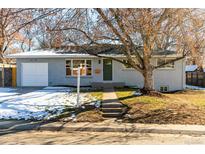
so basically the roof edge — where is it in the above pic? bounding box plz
[5,53,183,59]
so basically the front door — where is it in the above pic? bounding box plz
[103,59,112,81]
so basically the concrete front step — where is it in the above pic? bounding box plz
[102,87,126,118]
[102,112,123,118]
[102,103,123,108]
[101,108,123,113]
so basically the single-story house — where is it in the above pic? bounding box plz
[6,46,186,92]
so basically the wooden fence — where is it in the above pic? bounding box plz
[0,67,16,87]
[186,72,205,87]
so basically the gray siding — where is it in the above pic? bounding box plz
[16,57,185,91]
[16,58,93,87]
[153,59,186,91]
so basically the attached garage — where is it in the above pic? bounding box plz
[21,63,48,86]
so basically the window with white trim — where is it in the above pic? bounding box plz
[66,60,92,76]
[157,58,175,69]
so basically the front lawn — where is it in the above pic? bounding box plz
[115,88,205,125]
[75,89,103,122]
[0,87,102,121]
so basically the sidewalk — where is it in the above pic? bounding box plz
[0,119,205,135]
[37,119,205,136]
[2,119,205,136]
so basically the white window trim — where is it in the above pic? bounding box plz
[156,58,175,70]
[65,59,93,77]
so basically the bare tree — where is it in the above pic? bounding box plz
[184,9,205,70]
[34,9,86,49]
[20,8,202,92]
[0,8,63,62]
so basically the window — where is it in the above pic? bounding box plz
[66,60,92,76]
[72,60,86,76]
[160,86,169,92]
[86,60,92,75]
[157,58,174,69]
[66,60,71,76]
[123,60,132,69]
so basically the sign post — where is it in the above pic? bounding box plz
[76,65,81,107]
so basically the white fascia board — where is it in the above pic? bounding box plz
[5,54,96,59]
[5,53,183,59]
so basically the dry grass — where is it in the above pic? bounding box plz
[79,88,103,102]
[165,90,205,107]
[115,88,205,125]
[76,110,104,122]
[74,90,103,122]
[89,91,103,101]
[116,88,205,109]
[116,88,167,111]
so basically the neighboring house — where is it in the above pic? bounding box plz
[186,54,205,71]
[185,65,205,73]
[6,46,186,92]
[185,64,205,87]
[185,65,199,72]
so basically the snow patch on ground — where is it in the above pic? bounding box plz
[0,87,97,120]
[133,92,143,96]
[186,85,205,90]
[43,87,72,90]
[0,88,17,92]
[0,88,19,102]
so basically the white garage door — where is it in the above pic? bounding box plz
[21,63,48,86]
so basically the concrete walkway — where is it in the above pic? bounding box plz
[102,88,120,104]
[102,87,124,118]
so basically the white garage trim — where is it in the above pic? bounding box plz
[21,63,48,86]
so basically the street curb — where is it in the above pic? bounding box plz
[2,120,205,136]
[38,126,205,136]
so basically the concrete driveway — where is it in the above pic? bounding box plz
[0,87,44,102]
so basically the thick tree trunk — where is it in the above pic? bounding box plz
[143,69,154,91]
[140,49,157,94]
[141,65,163,97]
